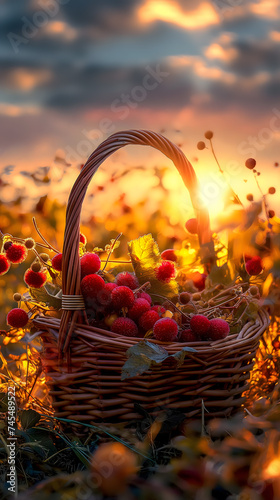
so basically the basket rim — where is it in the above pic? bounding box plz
[34,308,270,355]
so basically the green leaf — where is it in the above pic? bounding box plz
[128,234,178,298]
[172,346,197,367]
[21,409,41,430]
[207,263,233,287]
[122,341,197,380]
[30,283,62,309]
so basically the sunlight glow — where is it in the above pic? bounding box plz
[138,0,219,29]
[264,457,280,478]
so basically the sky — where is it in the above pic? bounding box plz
[1,0,280,212]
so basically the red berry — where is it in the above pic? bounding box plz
[180,329,198,342]
[5,243,27,264]
[96,282,117,306]
[81,274,105,300]
[190,315,210,337]
[268,187,276,195]
[111,286,135,309]
[128,298,150,320]
[80,233,87,244]
[111,317,138,337]
[150,305,166,316]
[268,210,275,218]
[24,269,47,288]
[245,158,256,170]
[139,310,160,331]
[137,291,152,304]
[190,272,207,291]
[0,254,10,275]
[7,308,28,328]
[155,261,176,283]
[246,194,254,202]
[245,256,263,276]
[51,253,63,272]
[115,272,139,290]
[80,253,101,279]
[161,249,177,262]
[185,218,198,234]
[153,318,178,342]
[208,318,229,341]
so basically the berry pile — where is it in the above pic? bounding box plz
[1,224,266,348]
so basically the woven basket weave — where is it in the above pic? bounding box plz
[34,130,270,429]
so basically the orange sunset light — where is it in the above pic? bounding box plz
[138,0,219,29]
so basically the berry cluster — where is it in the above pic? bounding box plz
[2,223,265,351]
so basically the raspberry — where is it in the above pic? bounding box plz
[96,282,117,306]
[115,272,139,290]
[208,318,229,341]
[24,238,35,249]
[179,292,191,304]
[52,253,63,271]
[180,329,198,342]
[268,210,275,218]
[204,130,213,140]
[245,256,263,276]
[80,253,101,279]
[7,308,29,328]
[81,274,105,300]
[155,261,176,283]
[185,218,198,234]
[245,158,256,170]
[128,298,150,320]
[24,269,47,288]
[246,194,254,202]
[111,286,135,310]
[139,310,160,331]
[151,305,166,316]
[0,254,10,275]
[190,315,210,338]
[153,318,178,342]
[111,317,138,337]
[197,141,206,150]
[161,249,177,262]
[189,272,207,291]
[137,291,152,304]
[5,243,27,264]
[80,233,87,244]
[268,187,276,195]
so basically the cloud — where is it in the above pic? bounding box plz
[137,0,219,29]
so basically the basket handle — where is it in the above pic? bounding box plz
[59,129,214,354]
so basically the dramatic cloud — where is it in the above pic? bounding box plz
[0,0,280,174]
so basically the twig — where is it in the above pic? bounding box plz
[102,233,122,272]
[32,217,59,254]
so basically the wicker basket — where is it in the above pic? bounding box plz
[34,130,270,430]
